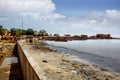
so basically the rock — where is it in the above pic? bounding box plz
[62,59,70,63]
[42,60,48,63]
[100,68,108,71]
[83,67,86,70]
[71,70,77,74]
[56,71,61,73]
[83,75,89,80]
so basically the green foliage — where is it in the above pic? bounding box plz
[2,28,9,35]
[21,29,26,35]
[34,30,38,36]
[0,25,3,35]
[10,28,23,36]
[10,28,16,36]
[0,25,48,37]
[39,30,48,36]
[15,29,22,36]
[26,28,34,35]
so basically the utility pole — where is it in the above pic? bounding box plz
[21,21,23,40]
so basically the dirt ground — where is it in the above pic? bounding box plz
[0,40,15,65]
[23,42,120,80]
[0,40,23,80]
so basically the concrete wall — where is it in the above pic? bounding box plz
[17,41,46,80]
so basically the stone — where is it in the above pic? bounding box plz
[42,60,48,63]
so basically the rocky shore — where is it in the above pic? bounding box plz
[23,42,120,80]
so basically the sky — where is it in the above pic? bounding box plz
[0,0,120,37]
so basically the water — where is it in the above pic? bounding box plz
[0,57,18,68]
[47,40,120,72]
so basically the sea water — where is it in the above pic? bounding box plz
[47,40,120,72]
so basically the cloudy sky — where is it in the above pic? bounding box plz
[0,0,120,37]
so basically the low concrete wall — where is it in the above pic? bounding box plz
[17,41,46,80]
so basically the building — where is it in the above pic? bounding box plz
[54,33,60,37]
[81,34,88,40]
[72,35,81,40]
[103,34,111,39]
[96,34,111,39]
[63,34,72,41]
[89,36,97,39]
[96,34,104,39]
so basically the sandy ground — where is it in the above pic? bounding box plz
[0,41,23,80]
[23,42,120,80]
[0,42,15,65]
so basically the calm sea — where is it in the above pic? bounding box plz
[47,40,120,72]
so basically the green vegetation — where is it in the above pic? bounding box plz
[0,25,3,35]
[38,30,48,36]
[2,28,9,36]
[0,25,48,37]
[26,28,34,35]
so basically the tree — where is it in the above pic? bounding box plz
[10,28,23,36]
[34,30,38,36]
[15,29,22,36]
[10,28,16,36]
[26,28,34,35]
[21,29,26,35]
[2,28,9,36]
[39,30,48,36]
[0,25,3,35]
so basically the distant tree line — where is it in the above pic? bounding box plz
[0,25,48,36]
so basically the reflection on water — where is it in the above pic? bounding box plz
[0,57,18,68]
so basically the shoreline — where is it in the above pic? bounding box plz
[46,40,120,73]
[23,42,120,80]
[47,44,120,73]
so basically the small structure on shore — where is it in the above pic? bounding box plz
[96,34,111,39]
[81,34,88,40]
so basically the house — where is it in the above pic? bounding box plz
[81,34,88,40]
[96,34,104,39]
[72,35,81,40]
[103,34,111,39]
[96,34,111,39]
[63,34,72,41]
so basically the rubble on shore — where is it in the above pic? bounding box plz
[23,42,120,80]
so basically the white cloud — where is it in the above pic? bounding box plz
[0,0,120,36]
[20,12,66,20]
[40,13,66,20]
[106,10,120,19]
[0,16,8,20]
[20,12,40,18]
[0,0,55,13]
[0,0,66,20]
[2,0,119,27]
[72,10,120,27]
[105,10,120,25]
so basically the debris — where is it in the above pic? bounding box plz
[71,70,77,74]
[42,60,48,63]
